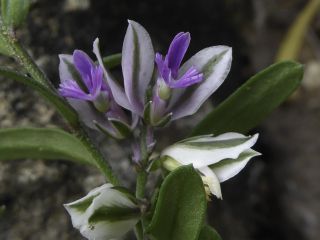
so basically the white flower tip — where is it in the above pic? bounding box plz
[93,37,99,45]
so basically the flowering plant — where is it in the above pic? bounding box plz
[0,2,303,240]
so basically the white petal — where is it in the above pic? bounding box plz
[64,184,112,228]
[59,54,74,82]
[93,38,133,112]
[162,133,259,168]
[122,20,155,113]
[64,184,139,240]
[169,46,232,120]
[198,166,222,199]
[211,149,261,182]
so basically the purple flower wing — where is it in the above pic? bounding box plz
[122,20,155,114]
[93,38,133,112]
[168,46,232,120]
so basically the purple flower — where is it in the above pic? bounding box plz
[92,20,232,127]
[58,46,137,139]
[155,32,203,89]
[148,31,232,126]
[59,50,106,102]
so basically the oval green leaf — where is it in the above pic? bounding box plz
[191,61,303,136]
[0,128,96,166]
[147,165,207,240]
[198,225,222,240]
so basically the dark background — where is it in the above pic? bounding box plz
[0,0,319,239]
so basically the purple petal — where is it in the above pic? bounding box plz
[73,50,95,84]
[93,38,134,112]
[122,20,155,114]
[168,46,232,120]
[59,80,93,101]
[155,53,170,84]
[165,32,190,79]
[89,66,103,98]
[168,66,203,88]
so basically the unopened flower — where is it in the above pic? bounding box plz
[161,132,260,199]
[58,44,136,139]
[64,184,140,240]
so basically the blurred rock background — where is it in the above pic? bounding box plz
[0,0,319,239]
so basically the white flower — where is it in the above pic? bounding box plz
[64,184,140,240]
[161,132,260,199]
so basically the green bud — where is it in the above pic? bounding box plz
[162,156,181,171]
[158,80,171,100]
[93,92,110,113]
[1,0,31,28]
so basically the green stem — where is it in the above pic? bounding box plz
[135,124,149,198]
[136,171,148,198]
[134,124,152,239]
[0,22,120,185]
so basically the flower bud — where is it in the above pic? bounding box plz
[158,78,172,100]
[64,184,140,240]
[161,132,260,198]
[93,91,110,113]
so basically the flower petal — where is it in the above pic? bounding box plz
[64,184,112,228]
[59,80,93,100]
[165,32,190,78]
[59,54,75,82]
[93,38,133,112]
[161,133,258,168]
[73,50,95,82]
[211,149,261,182]
[198,166,222,199]
[169,66,203,88]
[122,20,155,114]
[68,99,112,130]
[64,184,140,240]
[168,46,232,120]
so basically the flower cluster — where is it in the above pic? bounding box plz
[59,20,259,240]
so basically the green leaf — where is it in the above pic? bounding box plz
[1,0,31,28]
[147,165,207,240]
[0,128,96,166]
[192,61,303,136]
[198,225,222,240]
[0,67,79,128]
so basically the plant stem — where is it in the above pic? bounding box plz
[0,22,121,186]
[136,170,148,199]
[135,124,149,198]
